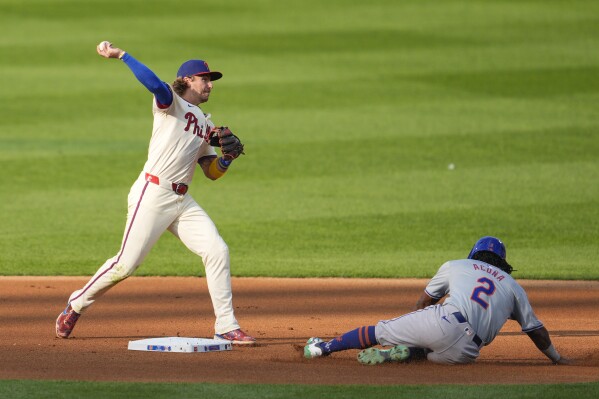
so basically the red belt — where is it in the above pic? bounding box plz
[145,173,188,195]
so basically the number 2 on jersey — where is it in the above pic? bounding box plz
[471,277,496,309]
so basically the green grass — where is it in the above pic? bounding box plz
[0,0,598,395]
[1,380,598,399]
[1,0,598,279]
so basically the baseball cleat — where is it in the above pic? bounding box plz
[357,345,410,365]
[214,328,256,345]
[304,337,328,359]
[55,304,81,339]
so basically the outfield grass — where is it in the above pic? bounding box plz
[1,380,599,399]
[1,0,598,279]
[0,0,598,396]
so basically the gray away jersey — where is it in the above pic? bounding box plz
[425,259,543,345]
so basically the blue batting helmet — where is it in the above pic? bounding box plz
[467,236,506,260]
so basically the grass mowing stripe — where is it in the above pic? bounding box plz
[415,66,599,98]
[2,128,597,189]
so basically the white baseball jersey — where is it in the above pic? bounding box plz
[144,87,217,185]
[425,259,543,344]
[68,89,241,335]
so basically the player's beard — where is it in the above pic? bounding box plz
[199,91,210,103]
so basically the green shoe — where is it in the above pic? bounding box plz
[357,345,410,365]
[304,337,326,359]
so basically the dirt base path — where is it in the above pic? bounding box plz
[1,277,598,385]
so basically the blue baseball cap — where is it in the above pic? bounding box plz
[467,236,507,260]
[177,60,222,80]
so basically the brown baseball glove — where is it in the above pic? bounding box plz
[208,126,245,161]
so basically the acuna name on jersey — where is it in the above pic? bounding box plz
[472,263,506,282]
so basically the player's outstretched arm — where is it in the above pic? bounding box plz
[95,41,173,106]
[526,327,572,365]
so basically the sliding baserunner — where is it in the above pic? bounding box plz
[305,237,570,365]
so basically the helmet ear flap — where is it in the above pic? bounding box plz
[468,236,506,260]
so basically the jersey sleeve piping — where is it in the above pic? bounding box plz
[424,289,443,300]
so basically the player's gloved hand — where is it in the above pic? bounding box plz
[208,127,245,162]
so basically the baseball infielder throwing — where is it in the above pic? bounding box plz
[305,236,570,365]
[55,41,255,344]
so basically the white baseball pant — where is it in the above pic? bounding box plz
[68,173,240,334]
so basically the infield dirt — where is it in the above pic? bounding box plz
[1,277,598,385]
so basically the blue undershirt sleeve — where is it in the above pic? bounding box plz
[120,53,173,106]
